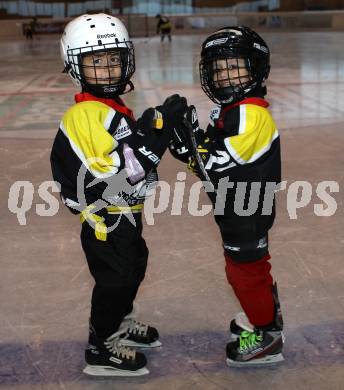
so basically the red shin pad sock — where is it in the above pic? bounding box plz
[225,253,274,327]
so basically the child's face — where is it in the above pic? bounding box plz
[212,58,250,88]
[82,51,122,85]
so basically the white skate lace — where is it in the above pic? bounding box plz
[127,319,148,336]
[104,333,136,360]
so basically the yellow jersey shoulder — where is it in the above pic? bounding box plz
[62,100,112,124]
[224,103,279,164]
[59,101,119,177]
[61,101,117,139]
[242,103,277,135]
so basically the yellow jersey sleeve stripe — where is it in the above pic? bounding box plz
[224,104,279,165]
[61,101,120,178]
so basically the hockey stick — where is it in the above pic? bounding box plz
[182,118,219,203]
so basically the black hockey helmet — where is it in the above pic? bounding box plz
[199,26,270,105]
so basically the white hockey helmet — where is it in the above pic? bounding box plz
[60,13,135,97]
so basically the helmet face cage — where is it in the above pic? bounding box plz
[200,54,254,105]
[199,26,270,105]
[67,41,135,97]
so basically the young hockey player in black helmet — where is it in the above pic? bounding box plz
[50,13,187,376]
[169,26,284,367]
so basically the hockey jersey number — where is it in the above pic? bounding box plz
[205,150,237,172]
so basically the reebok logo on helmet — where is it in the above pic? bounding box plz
[97,33,117,39]
[205,37,228,48]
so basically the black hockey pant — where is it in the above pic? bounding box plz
[81,212,148,339]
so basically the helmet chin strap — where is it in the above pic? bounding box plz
[82,80,134,98]
[215,80,262,104]
[215,85,246,104]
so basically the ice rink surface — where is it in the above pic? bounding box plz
[0,31,343,390]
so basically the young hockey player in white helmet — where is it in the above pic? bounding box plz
[51,13,187,376]
[169,26,284,367]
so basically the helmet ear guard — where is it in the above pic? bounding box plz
[199,26,270,105]
[62,63,78,86]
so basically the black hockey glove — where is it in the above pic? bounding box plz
[136,107,166,135]
[184,105,204,146]
[130,95,187,167]
[126,106,174,174]
[169,105,205,162]
[160,94,188,129]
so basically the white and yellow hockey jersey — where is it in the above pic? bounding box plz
[50,93,160,215]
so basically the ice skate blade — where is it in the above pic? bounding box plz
[226,353,284,368]
[83,365,149,377]
[120,339,162,348]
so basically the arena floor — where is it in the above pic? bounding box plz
[0,31,343,390]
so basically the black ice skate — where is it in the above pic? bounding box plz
[226,328,284,367]
[83,326,149,377]
[119,309,162,348]
[230,311,285,343]
[227,283,285,367]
